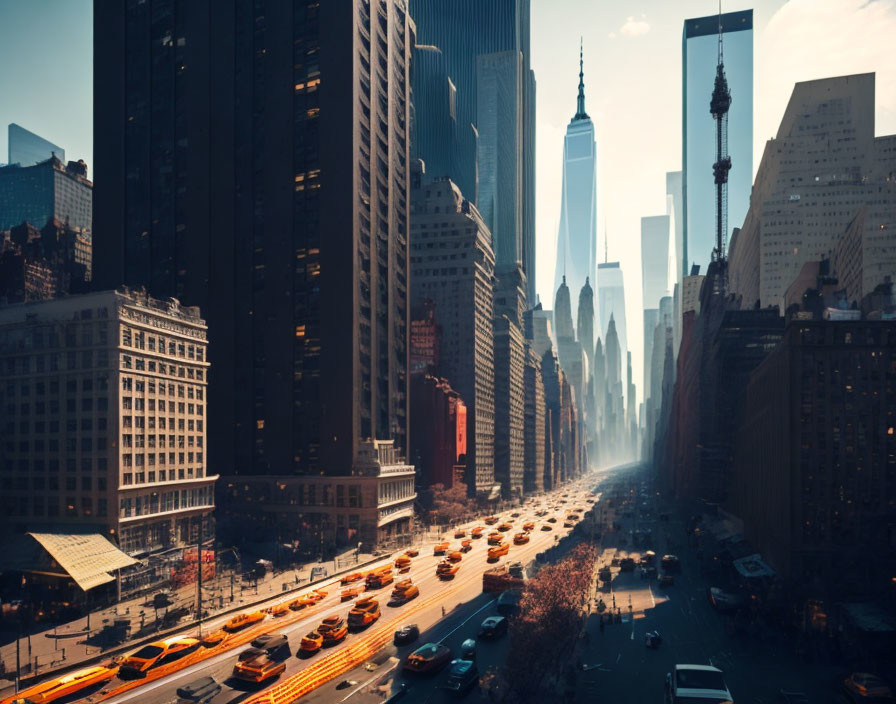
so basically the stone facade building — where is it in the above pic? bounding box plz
[0,289,215,557]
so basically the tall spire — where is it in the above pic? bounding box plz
[575,38,589,120]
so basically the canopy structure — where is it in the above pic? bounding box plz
[731,553,775,579]
[0,533,138,591]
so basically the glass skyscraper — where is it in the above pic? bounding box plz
[7,123,65,166]
[682,10,752,274]
[554,47,598,329]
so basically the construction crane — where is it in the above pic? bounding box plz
[710,2,732,288]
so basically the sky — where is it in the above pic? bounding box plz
[1,0,894,407]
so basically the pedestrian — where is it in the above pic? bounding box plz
[441,606,446,617]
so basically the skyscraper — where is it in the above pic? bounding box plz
[641,215,672,310]
[410,0,536,302]
[666,171,684,283]
[596,261,628,370]
[554,44,599,326]
[94,1,414,549]
[7,123,65,166]
[477,51,524,272]
[411,45,459,188]
[0,157,92,235]
[410,173,497,498]
[682,10,752,273]
[554,276,574,342]
[577,278,594,368]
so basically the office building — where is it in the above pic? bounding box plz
[409,375,466,490]
[683,10,752,273]
[410,299,440,376]
[730,319,896,601]
[0,289,216,559]
[577,278,595,368]
[596,261,628,367]
[94,1,415,551]
[493,315,525,500]
[411,45,459,187]
[410,174,497,498]
[8,123,65,166]
[641,215,672,310]
[409,0,537,302]
[666,171,684,283]
[554,47,599,326]
[0,156,92,235]
[728,73,896,310]
[477,51,524,274]
[1,219,91,303]
[523,345,546,494]
[523,304,553,358]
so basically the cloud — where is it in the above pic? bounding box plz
[619,16,650,37]
[608,32,617,39]
[756,0,896,166]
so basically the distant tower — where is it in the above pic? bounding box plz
[710,4,732,280]
[553,40,599,325]
[577,278,594,366]
[554,275,575,342]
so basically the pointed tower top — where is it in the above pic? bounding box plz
[574,38,589,120]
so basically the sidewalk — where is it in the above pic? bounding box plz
[0,552,373,686]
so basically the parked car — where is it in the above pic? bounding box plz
[403,643,453,675]
[440,659,479,696]
[478,616,508,639]
[393,624,420,646]
[843,673,893,702]
[497,591,520,616]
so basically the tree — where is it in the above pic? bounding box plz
[429,481,474,524]
[502,544,597,702]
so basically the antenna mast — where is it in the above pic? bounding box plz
[710,0,732,292]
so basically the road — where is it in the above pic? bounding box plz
[89,480,594,704]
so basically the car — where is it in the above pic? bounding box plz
[665,664,733,704]
[394,556,412,571]
[223,611,266,632]
[487,532,504,546]
[487,543,509,561]
[319,615,349,645]
[405,548,420,557]
[460,539,473,553]
[708,587,745,613]
[175,676,221,704]
[200,630,227,648]
[437,560,461,578]
[433,541,450,555]
[447,551,463,563]
[403,643,453,675]
[620,557,636,572]
[547,516,557,523]
[237,647,267,662]
[661,554,681,572]
[522,522,535,531]
[566,515,579,522]
[497,590,521,616]
[513,532,530,545]
[599,566,612,582]
[540,524,553,531]
[390,579,420,605]
[341,572,364,585]
[119,635,201,678]
[511,512,521,518]
[497,522,513,532]
[470,527,485,538]
[563,522,574,528]
[843,673,893,702]
[441,659,479,696]
[478,616,508,639]
[341,584,366,601]
[6,665,119,703]
[393,624,420,646]
[460,639,476,661]
[454,529,466,539]
[298,631,324,655]
[266,602,290,618]
[365,567,394,589]
[231,653,287,684]
[348,597,381,629]
[288,595,318,611]
[250,633,288,653]
[535,510,547,517]
[484,516,499,525]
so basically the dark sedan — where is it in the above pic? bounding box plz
[394,624,420,646]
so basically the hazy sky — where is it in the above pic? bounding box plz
[1,0,894,406]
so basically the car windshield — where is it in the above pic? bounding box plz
[413,643,440,658]
[676,669,726,691]
[450,660,473,675]
[129,645,164,660]
[304,632,319,639]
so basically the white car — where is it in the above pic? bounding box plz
[665,664,734,704]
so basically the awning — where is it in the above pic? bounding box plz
[0,533,138,591]
[732,553,776,579]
